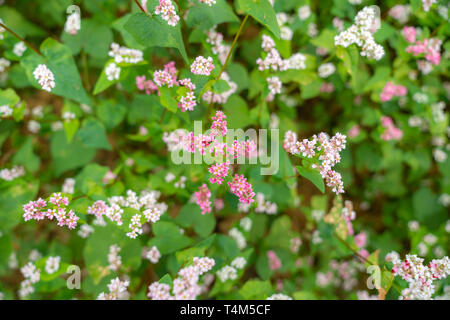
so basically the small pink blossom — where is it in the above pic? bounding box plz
[402,27,416,43]
[195,184,212,214]
[267,250,282,271]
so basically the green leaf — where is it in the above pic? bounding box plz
[159,86,179,113]
[176,204,216,238]
[93,59,119,95]
[186,0,239,29]
[21,38,90,104]
[63,119,79,143]
[12,137,40,172]
[238,279,273,299]
[124,13,188,64]
[78,118,112,151]
[0,88,20,108]
[148,221,193,254]
[238,0,280,39]
[296,165,325,193]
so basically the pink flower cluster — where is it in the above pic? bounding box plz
[175,111,256,205]
[283,131,347,194]
[402,26,416,43]
[380,82,407,102]
[406,38,442,65]
[136,75,158,95]
[380,116,403,141]
[137,62,198,112]
[23,193,79,229]
[195,184,212,214]
[190,56,214,76]
[148,256,215,300]
[392,254,450,300]
[228,174,256,204]
[267,250,282,271]
[347,125,360,138]
[154,0,179,27]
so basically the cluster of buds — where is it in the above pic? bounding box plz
[136,75,158,95]
[392,254,450,300]
[87,189,167,239]
[380,82,408,102]
[334,7,384,60]
[64,11,81,35]
[202,72,237,104]
[45,256,61,274]
[194,184,212,214]
[206,26,231,65]
[23,193,79,229]
[108,244,122,271]
[148,257,215,300]
[284,131,347,194]
[266,76,282,101]
[105,62,120,81]
[145,246,161,263]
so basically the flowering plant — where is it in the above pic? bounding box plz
[0,0,448,301]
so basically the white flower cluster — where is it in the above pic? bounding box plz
[334,7,384,60]
[33,64,55,92]
[87,189,168,239]
[239,217,252,232]
[145,246,161,264]
[198,0,216,6]
[217,257,246,282]
[108,43,143,64]
[0,58,10,73]
[62,177,75,194]
[19,262,40,298]
[257,35,307,71]
[148,256,215,300]
[229,227,246,249]
[392,254,450,300]
[64,12,81,35]
[77,224,94,238]
[0,104,13,118]
[105,62,120,81]
[422,0,437,12]
[97,277,130,300]
[266,76,282,101]
[267,293,293,300]
[13,42,27,57]
[0,165,25,181]
[206,26,231,65]
[318,63,336,78]
[108,244,122,271]
[45,256,60,274]
[276,12,294,41]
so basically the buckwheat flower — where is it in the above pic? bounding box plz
[206,26,231,64]
[403,26,417,43]
[108,244,122,271]
[155,0,180,27]
[229,227,247,249]
[267,293,292,300]
[27,120,41,134]
[193,257,215,274]
[380,116,403,141]
[438,194,450,207]
[261,35,275,52]
[389,5,411,24]
[45,256,60,274]
[217,265,237,282]
[13,41,27,57]
[0,165,25,181]
[105,62,120,81]
[431,102,446,123]
[239,217,252,232]
[201,72,237,104]
[380,82,407,102]
[62,111,76,121]
[64,12,81,35]
[78,224,94,238]
[266,76,282,101]
[136,75,158,95]
[298,5,311,20]
[108,43,143,64]
[19,262,40,298]
[198,0,216,6]
[195,184,212,214]
[174,176,187,188]
[28,250,42,262]
[318,63,336,78]
[143,207,162,223]
[190,56,214,75]
[0,104,13,118]
[208,161,230,184]
[267,250,282,271]
[433,148,447,163]
[307,23,318,37]
[231,257,246,269]
[98,277,130,300]
[422,0,437,12]
[146,246,161,263]
[228,174,255,204]
[33,64,55,92]
[0,58,10,73]
[280,26,293,41]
